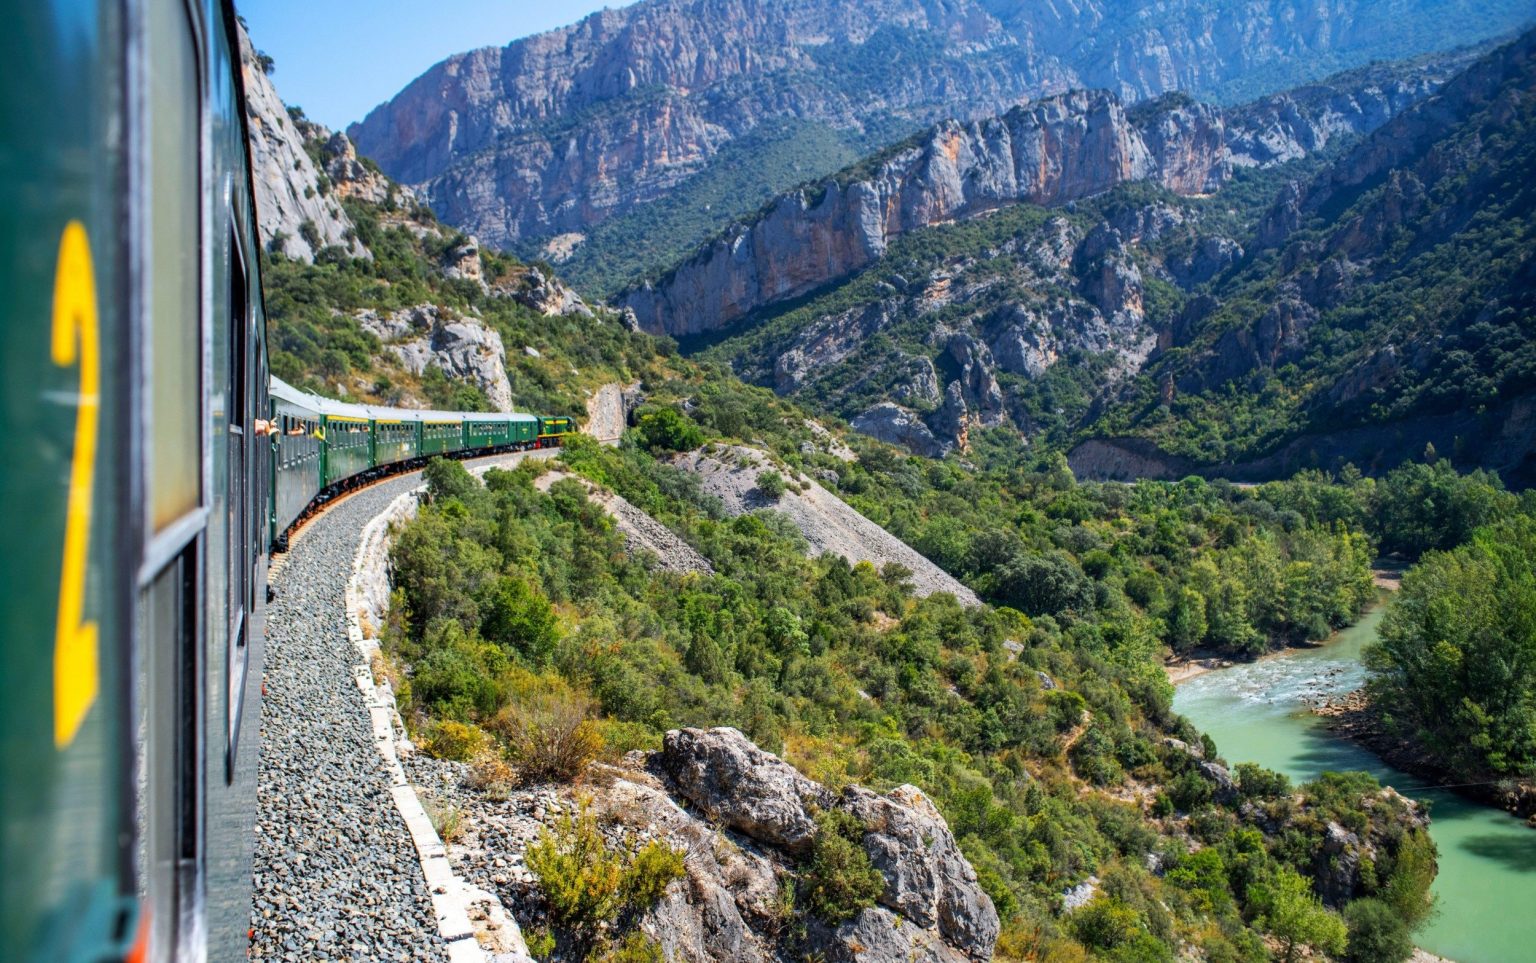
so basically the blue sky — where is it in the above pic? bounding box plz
[237,1,623,130]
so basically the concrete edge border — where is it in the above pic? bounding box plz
[344,458,540,963]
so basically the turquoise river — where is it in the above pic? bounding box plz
[1173,607,1536,963]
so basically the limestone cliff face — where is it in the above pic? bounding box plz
[346,0,1524,252]
[240,29,367,262]
[622,68,1448,338]
[1072,32,1536,485]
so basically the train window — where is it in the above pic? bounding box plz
[146,0,202,534]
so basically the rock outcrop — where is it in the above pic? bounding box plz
[356,304,514,411]
[239,29,367,262]
[347,0,1519,254]
[655,728,998,960]
[418,727,998,962]
[622,64,1461,339]
[659,727,831,854]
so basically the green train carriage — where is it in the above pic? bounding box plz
[1,0,269,958]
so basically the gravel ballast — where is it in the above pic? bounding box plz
[251,453,548,961]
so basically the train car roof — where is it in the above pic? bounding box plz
[268,377,539,423]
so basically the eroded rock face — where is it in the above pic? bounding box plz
[239,28,367,262]
[621,91,1211,337]
[841,785,1000,955]
[659,727,830,854]
[356,304,514,411]
[321,131,396,205]
[347,0,1505,253]
[651,728,998,960]
[509,268,593,318]
[852,403,949,458]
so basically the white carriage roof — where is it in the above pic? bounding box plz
[268,377,538,423]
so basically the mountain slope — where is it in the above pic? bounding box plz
[347,0,1531,289]
[662,54,1468,455]
[623,56,1460,341]
[1079,29,1536,485]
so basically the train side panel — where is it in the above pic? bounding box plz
[271,395,322,537]
[0,2,136,959]
[322,417,372,485]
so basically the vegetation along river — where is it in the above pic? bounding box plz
[1173,607,1536,963]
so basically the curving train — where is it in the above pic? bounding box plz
[0,2,574,960]
[267,378,573,548]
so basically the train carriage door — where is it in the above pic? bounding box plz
[225,223,252,772]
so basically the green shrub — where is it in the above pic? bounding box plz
[1072,895,1144,950]
[524,928,555,960]
[490,679,604,785]
[592,931,665,963]
[1343,899,1413,963]
[423,720,489,762]
[635,405,704,453]
[757,469,787,500]
[527,801,685,949]
[1235,763,1291,800]
[800,808,885,924]
[479,574,560,663]
[622,839,687,909]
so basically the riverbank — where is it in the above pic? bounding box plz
[1165,640,1338,686]
[1313,689,1536,826]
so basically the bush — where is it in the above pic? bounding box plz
[479,574,560,663]
[1071,895,1144,951]
[1343,899,1413,963]
[467,751,517,800]
[1168,770,1214,812]
[635,405,704,453]
[591,931,665,963]
[490,682,604,785]
[423,720,490,762]
[799,808,885,924]
[757,469,787,500]
[526,801,685,947]
[1235,763,1291,800]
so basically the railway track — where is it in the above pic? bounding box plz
[251,450,554,961]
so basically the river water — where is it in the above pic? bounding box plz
[1173,608,1536,963]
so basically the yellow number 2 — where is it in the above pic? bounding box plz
[52,221,100,748]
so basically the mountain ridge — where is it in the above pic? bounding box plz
[347,0,1533,266]
[619,55,1461,340]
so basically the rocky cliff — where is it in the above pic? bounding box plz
[240,29,368,262]
[413,726,999,962]
[1076,30,1536,485]
[243,25,622,418]
[688,48,1496,458]
[347,0,1528,260]
[625,58,1457,340]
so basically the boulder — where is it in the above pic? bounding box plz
[813,906,973,963]
[839,785,1000,958]
[851,403,949,458]
[1198,760,1240,805]
[659,727,830,854]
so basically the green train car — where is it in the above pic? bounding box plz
[1,0,268,959]
[267,377,571,547]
